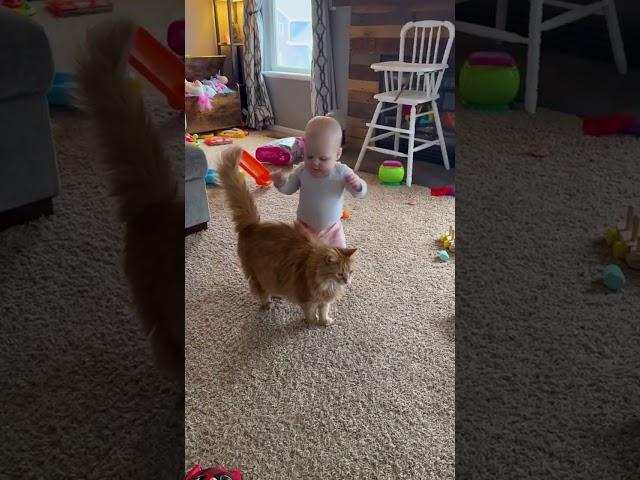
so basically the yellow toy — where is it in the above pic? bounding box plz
[218,128,249,138]
[605,206,639,269]
[439,226,455,253]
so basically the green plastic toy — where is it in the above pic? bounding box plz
[378,160,404,186]
[459,52,520,111]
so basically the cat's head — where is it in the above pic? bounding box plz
[318,247,358,286]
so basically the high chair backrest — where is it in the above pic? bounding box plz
[398,20,455,93]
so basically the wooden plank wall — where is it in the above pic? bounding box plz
[334,0,454,145]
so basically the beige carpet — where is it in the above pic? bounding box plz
[456,107,640,478]
[0,92,183,477]
[185,148,455,478]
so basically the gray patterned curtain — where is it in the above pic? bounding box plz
[242,0,274,129]
[311,0,337,116]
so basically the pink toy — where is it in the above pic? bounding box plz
[467,51,516,67]
[255,137,305,166]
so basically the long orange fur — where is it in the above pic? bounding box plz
[218,147,357,326]
[76,19,184,377]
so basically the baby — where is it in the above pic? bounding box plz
[270,116,367,248]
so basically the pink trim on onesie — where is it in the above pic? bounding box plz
[296,219,346,248]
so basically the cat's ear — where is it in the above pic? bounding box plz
[339,247,357,257]
[325,253,339,264]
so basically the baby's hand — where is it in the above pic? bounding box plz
[344,172,362,192]
[270,170,285,188]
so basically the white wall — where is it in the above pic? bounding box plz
[185,0,217,56]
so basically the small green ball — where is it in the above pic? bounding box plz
[438,250,450,262]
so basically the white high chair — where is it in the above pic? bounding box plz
[354,20,455,187]
[455,0,627,114]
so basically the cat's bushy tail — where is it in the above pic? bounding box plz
[75,19,178,223]
[218,146,260,232]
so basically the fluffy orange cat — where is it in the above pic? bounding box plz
[218,147,357,326]
[76,19,184,377]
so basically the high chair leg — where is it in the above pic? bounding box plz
[394,104,402,153]
[432,100,450,171]
[406,106,416,187]
[355,101,383,172]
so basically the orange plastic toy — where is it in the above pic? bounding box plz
[240,150,272,187]
[128,26,184,110]
[341,209,350,219]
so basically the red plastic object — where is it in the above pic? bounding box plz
[431,185,455,196]
[128,26,184,111]
[240,150,272,187]
[204,137,233,146]
[582,114,635,136]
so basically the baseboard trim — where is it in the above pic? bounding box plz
[0,197,54,232]
[185,222,208,236]
[267,125,305,137]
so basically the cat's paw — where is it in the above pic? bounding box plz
[259,300,272,311]
[318,316,335,326]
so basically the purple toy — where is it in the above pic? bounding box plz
[167,20,185,57]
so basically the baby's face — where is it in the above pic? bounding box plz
[304,137,341,177]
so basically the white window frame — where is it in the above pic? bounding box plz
[262,0,312,78]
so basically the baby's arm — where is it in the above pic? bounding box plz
[271,164,303,194]
[342,165,368,198]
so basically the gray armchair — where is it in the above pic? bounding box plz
[185,143,209,234]
[0,8,59,230]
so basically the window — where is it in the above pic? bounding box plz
[263,0,312,75]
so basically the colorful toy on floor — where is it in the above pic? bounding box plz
[255,136,305,166]
[341,208,350,219]
[602,264,625,291]
[604,206,639,270]
[1,0,35,15]
[402,104,433,125]
[438,250,450,262]
[239,149,271,187]
[128,26,184,110]
[185,464,243,480]
[431,185,455,196]
[439,225,455,253]
[459,51,520,111]
[378,160,404,186]
[47,72,75,107]
[218,128,249,138]
[185,133,201,146]
[583,114,640,137]
[45,0,113,16]
[204,136,232,146]
[205,168,217,185]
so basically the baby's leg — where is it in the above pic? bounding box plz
[296,219,347,248]
[319,221,347,248]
